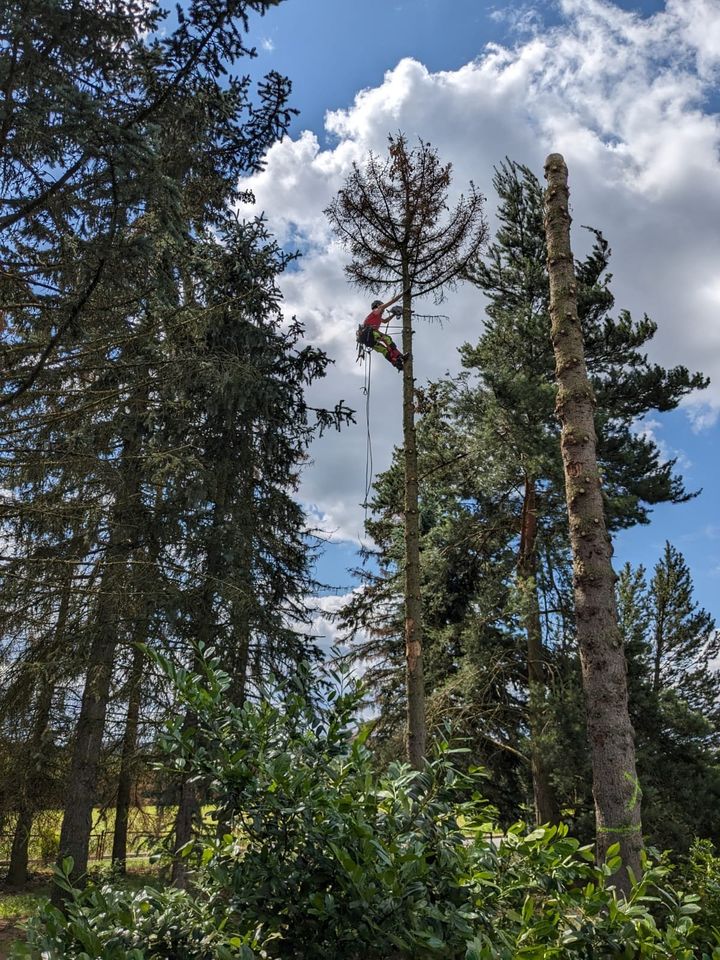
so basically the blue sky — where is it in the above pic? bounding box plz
[242,0,720,626]
[248,0,668,138]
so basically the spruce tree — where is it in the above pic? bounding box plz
[0,0,340,892]
[0,0,294,401]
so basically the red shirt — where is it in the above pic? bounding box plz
[364,310,382,330]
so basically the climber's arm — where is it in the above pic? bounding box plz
[378,289,405,312]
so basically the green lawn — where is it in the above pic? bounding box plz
[0,805,178,866]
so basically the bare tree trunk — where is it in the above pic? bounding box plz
[7,678,54,886]
[170,738,200,889]
[401,280,426,769]
[111,644,144,872]
[544,153,642,894]
[518,477,559,826]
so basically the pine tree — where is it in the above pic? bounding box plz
[649,542,718,709]
[617,560,720,851]
[458,159,707,825]
[327,136,487,767]
[346,158,707,831]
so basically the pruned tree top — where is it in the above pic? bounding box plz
[325,135,488,300]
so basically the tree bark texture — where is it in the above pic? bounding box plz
[544,153,642,893]
[518,477,559,826]
[170,753,200,890]
[7,677,55,885]
[401,281,426,768]
[111,643,145,872]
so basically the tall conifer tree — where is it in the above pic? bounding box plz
[327,136,487,767]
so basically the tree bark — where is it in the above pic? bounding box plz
[170,738,200,890]
[544,153,642,894]
[7,677,54,886]
[518,477,559,826]
[401,279,426,768]
[111,643,144,872]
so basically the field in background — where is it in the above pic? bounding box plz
[0,805,177,872]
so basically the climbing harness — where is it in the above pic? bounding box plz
[356,323,374,354]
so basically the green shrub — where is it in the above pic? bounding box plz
[34,815,61,865]
[12,652,720,959]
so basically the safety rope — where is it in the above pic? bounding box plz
[362,347,373,524]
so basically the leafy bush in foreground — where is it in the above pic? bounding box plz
[12,654,720,959]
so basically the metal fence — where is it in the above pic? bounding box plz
[0,829,161,869]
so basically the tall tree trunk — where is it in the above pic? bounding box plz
[7,678,55,885]
[111,643,145,872]
[518,476,559,826]
[170,744,200,889]
[54,431,143,899]
[171,492,226,888]
[544,153,642,894]
[401,278,426,768]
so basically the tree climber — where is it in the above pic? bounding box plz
[357,291,409,371]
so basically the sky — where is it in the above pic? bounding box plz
[240,0,720,637]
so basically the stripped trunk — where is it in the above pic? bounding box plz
[518,477,559,825]
[401,278,426,768]
[111,643,145,872]
[7,677,55,885]
[544,153,642,893]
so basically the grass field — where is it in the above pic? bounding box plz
[0,805,177,869]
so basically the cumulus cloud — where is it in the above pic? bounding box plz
[240,0,720,545]
[309,591,370,675]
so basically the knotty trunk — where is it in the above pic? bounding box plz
[544,153,642,893]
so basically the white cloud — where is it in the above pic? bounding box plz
[260,36,274,52]
[240,0,720,546]
[309,591,370,674]
[633,417,692,471]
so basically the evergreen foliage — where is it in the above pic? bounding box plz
[341,159,715,851]
[0,0,352,891]
[11,657,720,959]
